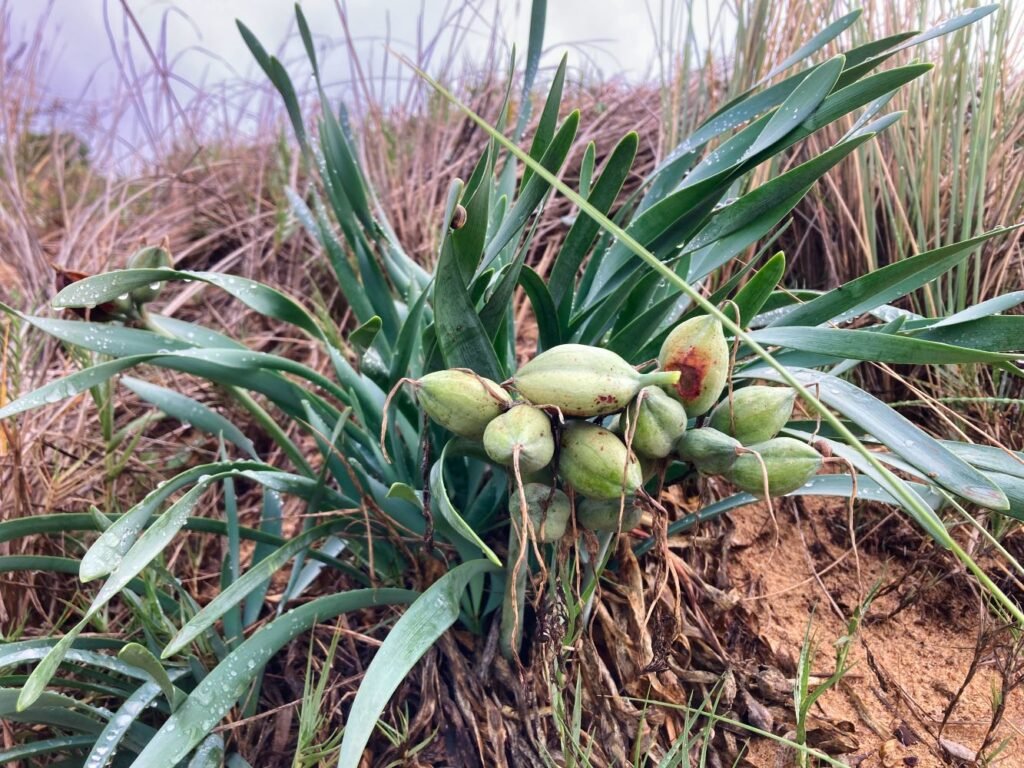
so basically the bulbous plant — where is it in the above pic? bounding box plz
[2,4,1023,766]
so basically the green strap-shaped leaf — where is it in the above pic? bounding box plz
[162,519,354,658]
[80,461,269,582]
[337,560,499,767]
[18,483,210,711]
[482,110,581,268]
[0,735,99,763]
[759,10,861,82]
[772,226,1021,327]
[684,132,874,254]
[903,316,1024,353]
[930,291,1024,328]
[117,644,185,711]
[732,252,786,327]
[430,442,502,566]
[744,55,846,160]
[549,130,638,313]
[121,377,256,458]
[521,54,567,190]
[635,473,944,556]
[82,679,179,768]
[237,21,307,149]
[129,588,417,767]
[518,266,561,351]
[0,556,183,616]
[52,268,322,338]
[941,442,1024,481]
[0,514,364,582]
[747,326,1023,365]
[187,735,225,768]
[434,181,502,379]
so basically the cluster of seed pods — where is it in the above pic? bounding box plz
[407,315,824,657]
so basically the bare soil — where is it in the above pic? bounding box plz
[726,499,1024,767]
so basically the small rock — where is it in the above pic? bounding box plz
[938,738,977,764]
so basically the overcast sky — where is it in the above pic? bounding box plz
[7,0,727,161]
[9,1,716,101]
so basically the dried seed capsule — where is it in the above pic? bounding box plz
[558,421,642,500]
[708,386,796,445]
[577,496,643,533]
[508,484,571,543]
[127,246,172,304]
[484,405,555,475]
[657,316,729,416]
[620,386,688,459]
[514,344,680,417]
[726,437,822,497]
[417,369,511,439]
[676,427,742,475]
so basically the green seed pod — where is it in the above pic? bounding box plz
[126,246,172,304]
[558,421,642,500]
[417,370,511,439]
[657,316,729,416]
[620,386,688,459]
[577,496,643,533]
[508,484,571,543]
[708,386,796,445]
[484,405,555,475]
[676,427,742,475]
[726,437,822,497]
[514,344,680,417]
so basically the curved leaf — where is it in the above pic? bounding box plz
[337,560,499,767]
[129,588,416,767]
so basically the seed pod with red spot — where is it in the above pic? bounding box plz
[513,344,680,417]
[657,316,729,416]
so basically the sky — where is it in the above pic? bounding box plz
[6,0,723,163]
[7,1,710,106]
